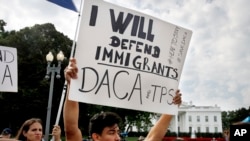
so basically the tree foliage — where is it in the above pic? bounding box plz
[0,19,6,33]
[0,20,155,136]
[221,106,250,130]
[0,21,72,133]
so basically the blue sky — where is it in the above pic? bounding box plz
[1,0,249,111]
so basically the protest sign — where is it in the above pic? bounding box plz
[69,0,192,114]
[0,46,18,92]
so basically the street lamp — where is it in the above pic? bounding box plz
[44,51,64,141]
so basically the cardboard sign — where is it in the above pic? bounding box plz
[0,46,18,92]
[69,0,192,114]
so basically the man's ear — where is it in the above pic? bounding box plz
[92,133,101,141]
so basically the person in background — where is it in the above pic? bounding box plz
[137,136,145,141]
[51,125,61,141]
[0,128,12,139]
[15,118,61,141]
[223,129,229,141]
[63,58,182,141]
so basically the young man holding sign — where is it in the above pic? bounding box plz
[64,58,182,141]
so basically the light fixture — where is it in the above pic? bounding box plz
[46,51,54,62]
[56,51,64,61]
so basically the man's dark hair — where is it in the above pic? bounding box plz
[89,112,122,135]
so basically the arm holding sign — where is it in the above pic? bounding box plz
[63,58,82,141]
[144,90,182,141]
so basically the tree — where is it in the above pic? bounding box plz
[221,106,250,130]
[0,22,154,135]
[0,19,6,33]
[0,22,72,133]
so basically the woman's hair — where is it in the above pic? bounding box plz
[15,118,43,141]
[89,112,122,135]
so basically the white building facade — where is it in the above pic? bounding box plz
[168,102,223,133]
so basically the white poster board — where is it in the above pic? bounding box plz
[0,46,18,92]
[69,0,192,114]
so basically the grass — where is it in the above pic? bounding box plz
[124,137,139,141]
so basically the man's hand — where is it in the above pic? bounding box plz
[64,58,78,84]
[173,89,182,106]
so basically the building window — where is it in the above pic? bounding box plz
[197,116,200,122]
[189,116,192,122]
[205,116,209,122]
[197,127,201,133]
[189,127,192,133]
[178,126,180,132]
[215,127,218,133]
[214,116,217,122]
[206,127,209,133]
[178,116,180,122]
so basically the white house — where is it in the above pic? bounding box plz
[168,101,223,133]
[126,101,223,134]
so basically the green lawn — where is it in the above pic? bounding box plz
[124,137,139,141]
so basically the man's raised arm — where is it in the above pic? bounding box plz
[63,58,82,141]
[145,90,182,141]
